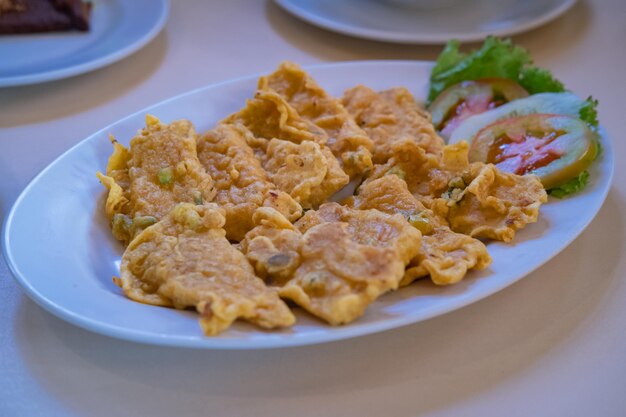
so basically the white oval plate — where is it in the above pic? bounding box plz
[2,61,613,349]
[0,0,169,87]
[274,0,576,44]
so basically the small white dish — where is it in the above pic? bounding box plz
[0,0,169,87]
[274,0,576,44]
[2,61,613,349]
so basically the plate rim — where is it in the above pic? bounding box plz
[2,60,615,349]
[273,0,577,44]
[0,0,170,87]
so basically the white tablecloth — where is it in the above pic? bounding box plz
[1,1,625,415]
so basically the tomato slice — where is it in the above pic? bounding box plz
[469,114,598,189]
[428,78,529,140]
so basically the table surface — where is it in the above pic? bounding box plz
[1,1,625,416]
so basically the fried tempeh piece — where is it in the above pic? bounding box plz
[197,123,302,241]
[405,228,492,285]
[263,139,349,208]
[365,140,547,242]
[97,115,216,243]
[97,137,130,222]
[364,140,471,210]
[240,208,303,288]
[118,203,295,335]
[348,175,491,286]
[223,89,349,208]
[223,88,327,147]
[258,61,374,177]
[241,203,421,325]
[293,203,420,266]
[444,164,548,242]
[342,85,445,163]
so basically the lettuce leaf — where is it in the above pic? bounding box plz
[579,97,599,128]
[429,37,601,131]
[548,171,590,198]
[430,40,465,77]
[428,37,531,102]
[428,36,572,103]
[518,67,565,94]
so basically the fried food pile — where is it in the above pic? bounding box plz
[97,62,548,336]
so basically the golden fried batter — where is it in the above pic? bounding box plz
[444,164,548,242]
[342,85,445,163]
[258,61,374,177]
[96,69,552,337]
[224,90,349,207]
[282,221,412,325]
[118,203,295,335]
[96,136,133,241]
[97,137,129,215]
[242,204,420,325]
[364,140,472,210]
[263,139,349,208]
[97,115,216,243]
[223,88,327,147]
[405,228,492,285]
[294,203,419,264]
[365,140,547,243]
[240,208,303,287]
[197,123,302,241]
[349,175,491,286]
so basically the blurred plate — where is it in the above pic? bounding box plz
[2,61,613,349]
[0,0,169,87]
[274,0,576,44]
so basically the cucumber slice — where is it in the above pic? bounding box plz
[448,92,589,145]
[469,114,598,189]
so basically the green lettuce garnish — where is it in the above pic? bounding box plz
[579,97,599,128]
[518,67,565,94]
[548,171,590,198]
[429,36,567,103]
[429,36,602,198]
[429,36,601,131]
[429,37,528,102]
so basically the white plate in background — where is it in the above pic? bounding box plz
[2,61,613,349]
[274,0,576,44]
[0,0,169,87]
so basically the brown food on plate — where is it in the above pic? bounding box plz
[241,203,420,325]
[223,88,327,149]
[342,85,445,163]
[239,207,304,288]
[259,61,374,178]
[363,140,468,210]
[97,115,216,243]
[197,123,302,242]
[97,61,549,335]
[442,163,548,242]
[224,89,349,208]
[117,203,295,336]
[365,140,547,242]
[262,138,349,209]
[348,175,491,286]
[0,0,91,34]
